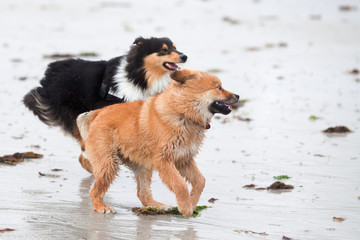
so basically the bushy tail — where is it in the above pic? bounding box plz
[76,111,98,141]
[23,87,81,136]
[23,87,57,127]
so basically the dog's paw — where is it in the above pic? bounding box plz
[94,204,116,214]
[157,204,172,211]
[178,202,193,218]
[179,207,193,218]
[146,203,172,211]
[190,196,200,211]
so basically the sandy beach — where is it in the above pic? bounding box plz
[1,0,359,239]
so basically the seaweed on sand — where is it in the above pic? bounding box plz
[0,152,43,165]
[132,205,210,217]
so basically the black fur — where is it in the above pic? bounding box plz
[125,37,184,90]
[23,37,187,138]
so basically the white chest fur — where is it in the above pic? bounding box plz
[174,143,200,160]
[110,59,171,102]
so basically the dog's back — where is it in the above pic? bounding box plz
[23,58,122,136]
[23,37,187,141]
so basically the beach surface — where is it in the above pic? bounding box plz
[0,0,359,239]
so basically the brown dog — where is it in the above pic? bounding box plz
[76,69,239,217]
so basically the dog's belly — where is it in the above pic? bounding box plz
[117,146,152,170]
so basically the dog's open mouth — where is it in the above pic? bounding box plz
[209,101,233,115]
[163,62,181,71]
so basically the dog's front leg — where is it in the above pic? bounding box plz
[153,158,193,218]
[127,162,172,211]
[176,159,206,210]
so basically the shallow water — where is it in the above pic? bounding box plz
[1,0,360,239]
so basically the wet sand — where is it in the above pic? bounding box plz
[1,0,360,239]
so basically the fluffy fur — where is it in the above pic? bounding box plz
[23,36,187,171]
[76,69,239,217]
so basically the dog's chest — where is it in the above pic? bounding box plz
[173,142,199,160]
[111,59,171,102]
[165,130,204,161]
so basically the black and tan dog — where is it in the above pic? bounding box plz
[76,69,239,217]
[23,36,187,171]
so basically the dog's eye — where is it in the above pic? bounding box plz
[161,48,168,52]
[217,85,222,90]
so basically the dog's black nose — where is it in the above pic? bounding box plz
[180,54,187,63]
[235,94,240,101]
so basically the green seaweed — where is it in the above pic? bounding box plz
[207,68,223,73]
[78,52,99,57]
[273,175,291,180]
[132,205,210,217]
[309,115,321,120]
[44,52,99,59]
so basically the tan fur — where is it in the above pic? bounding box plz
[161,44,168,50]
[76,111,99,174]
[76,111,96,141]
[78,69,238,217]
[144,52,182,87]
[73,128,92,174]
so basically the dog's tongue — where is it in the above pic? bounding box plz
[219,102,232,110]
[165,63,180,70]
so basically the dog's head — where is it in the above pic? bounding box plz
[169,69,239,125]
[127,36,187,76]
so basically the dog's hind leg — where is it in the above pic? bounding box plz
[88,150,119,214]
[176,159,206,210]
[74,129,93,174]
[78,150,93,174]
[127,163,172,211]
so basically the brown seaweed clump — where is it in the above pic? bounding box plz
[0,228,15,233]
[323,126,352,133]
[267,181,294,190]
[243,182,294,191]
[0,152,43,165]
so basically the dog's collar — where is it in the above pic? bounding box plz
[100,80,123,102]
[183,117,210,130]
[99,82,109,99]
[99,57,125,101]
[106,93,123,102]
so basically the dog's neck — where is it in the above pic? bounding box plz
[110,58,172,102]
[155,90,213,130]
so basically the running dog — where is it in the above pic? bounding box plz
[76,69,239,217]
[23,36,187,172]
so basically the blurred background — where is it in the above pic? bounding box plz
[0,0,359,239]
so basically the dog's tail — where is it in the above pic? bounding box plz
[23,87,58,127]
[23,86,83,137]
[76,111,98,141]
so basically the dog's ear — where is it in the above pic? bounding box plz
[133,36,144,45]
[170,69,196,84]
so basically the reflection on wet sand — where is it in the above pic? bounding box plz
[79,176,199,239]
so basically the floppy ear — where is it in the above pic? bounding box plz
[133,36,144,45]
[170,69,196,84]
